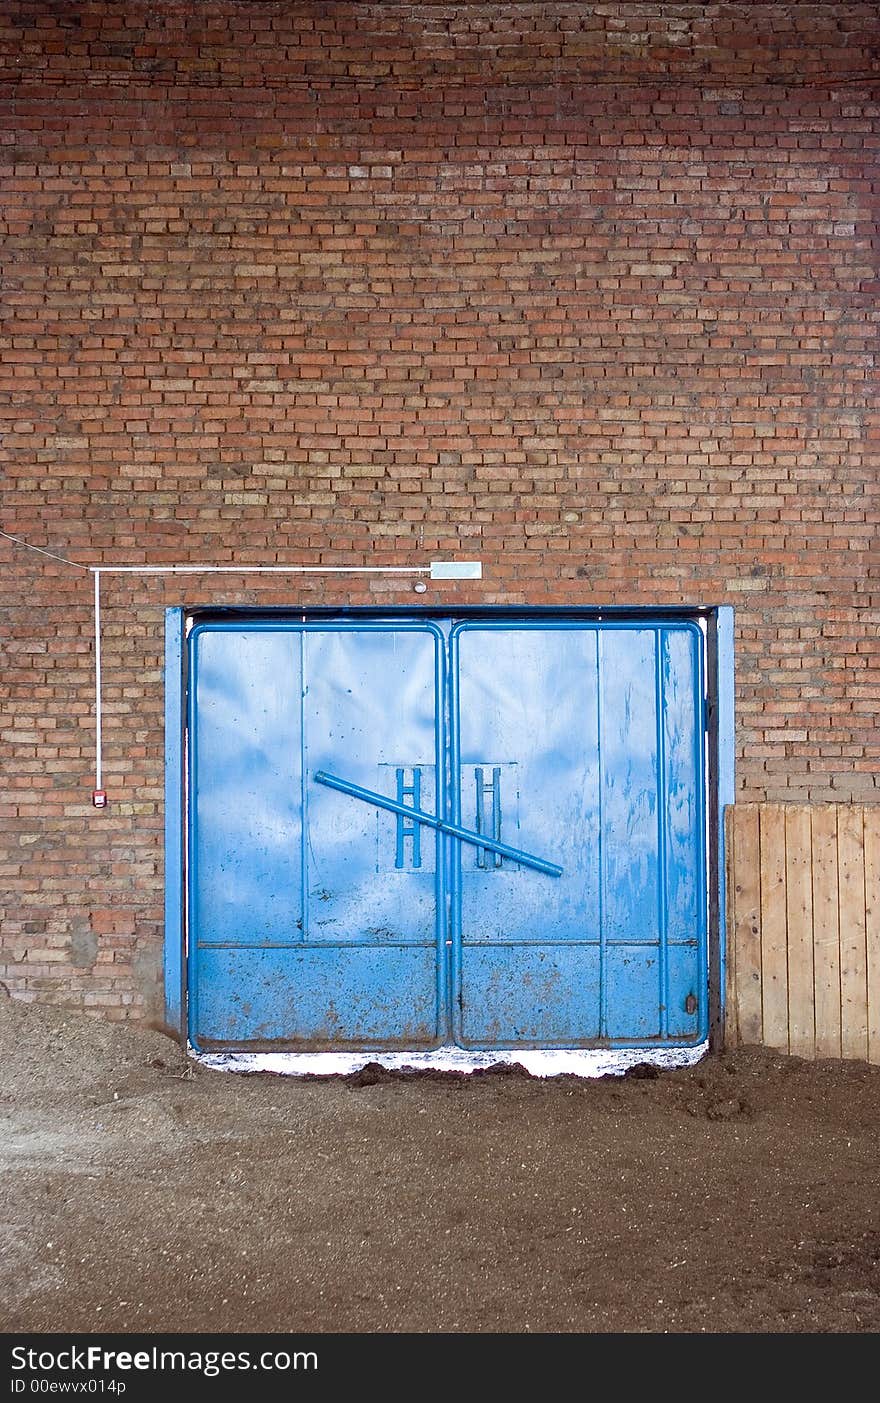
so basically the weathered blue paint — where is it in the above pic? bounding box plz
[188,621,446,1049]
[449,621,706,1048]
[186,616,708,1051]
[715,605,736,1014]
[163,607,185,1036]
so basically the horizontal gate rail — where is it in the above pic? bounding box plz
[314,770,563,878]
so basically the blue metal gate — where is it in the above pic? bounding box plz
[187,617,707,1050]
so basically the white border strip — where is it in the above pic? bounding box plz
[193,1042,709,1079]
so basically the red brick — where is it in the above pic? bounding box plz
[0,1,877,1018]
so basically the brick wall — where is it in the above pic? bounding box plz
[1,2,877,1017]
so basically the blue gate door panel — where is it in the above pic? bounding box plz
[188,622,445,1049]
[453,946,601,1046]
[301,629,441,947]
[599,628,661,946]
[187,615,706,1051]
[603,949,662,1040]
[194,947,439,1046]
[189,628,304,951]
[665,944,702,1039]
[661,626,706,1042]
[451,621,706,1049]
[453,627,601,945]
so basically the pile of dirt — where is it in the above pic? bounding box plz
[338,1058,537,1087]
[0,990,191,1102]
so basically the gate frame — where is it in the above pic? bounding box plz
[163,605,735,1050]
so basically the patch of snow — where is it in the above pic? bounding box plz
[193,1042,708,1079]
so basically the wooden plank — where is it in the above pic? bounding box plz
[865,809,880,1067]
[838,807,868,1062]
[724,806,738,1047]
[785,806,815,1058]
[760,804,789,1051]
[731,806,762,1045]
[811,806,841,1059]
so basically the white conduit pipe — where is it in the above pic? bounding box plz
[92,565,432,575]
[89,560,481,804]
[94,570,102,797]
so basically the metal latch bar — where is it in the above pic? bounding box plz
[314,770,563,878]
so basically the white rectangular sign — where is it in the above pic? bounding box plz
[429,561,483,580]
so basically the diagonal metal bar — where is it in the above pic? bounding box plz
[314,770,563,878]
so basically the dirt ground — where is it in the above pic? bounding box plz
[1,994,879,1334]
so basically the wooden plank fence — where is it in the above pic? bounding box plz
[726,804,880,1063]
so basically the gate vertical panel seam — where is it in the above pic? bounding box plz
[447,623,460,1042]
[185,626,199,1046]
[437,624,450,1042]
[163,607,185,1038]
[693,623,709,1043]
[300,630,308,944]
[714,606,736,1043]
[655,629,669,1040]
[596,627,606,1041]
